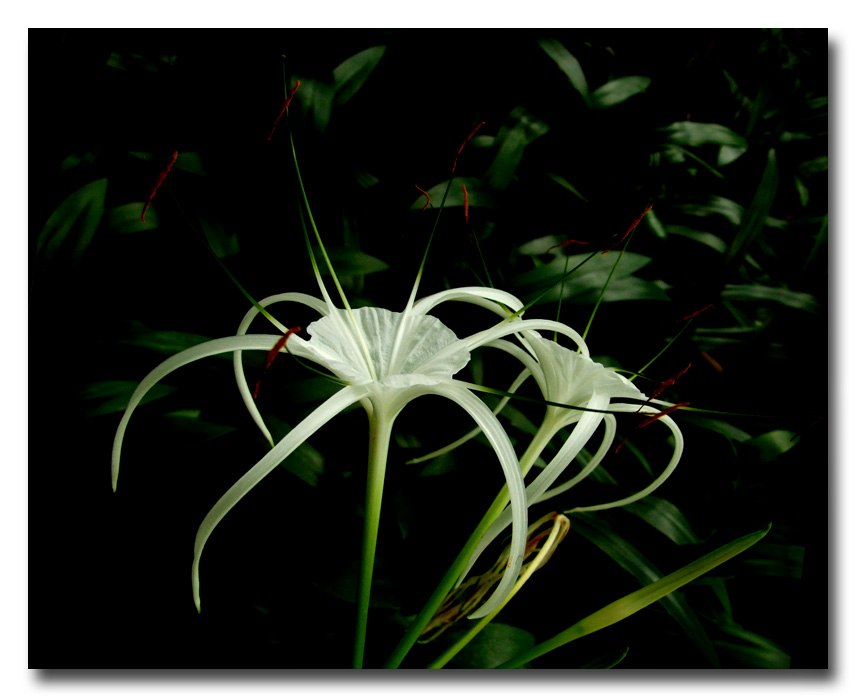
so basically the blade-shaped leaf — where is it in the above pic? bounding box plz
[37,178,107,261]
[726,148,779,266]
[333,46,386,105]
[569,514,718,666]
[659,122,748,149]
[497,524,771,668]
[538,38,589,103]
[591,76,651,109]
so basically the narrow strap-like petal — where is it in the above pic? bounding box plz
[567,412,684,514]
[412,287,525,317]
[456,393,610,585]
[419,382,529,621]
[112,334,311,491]
[192,384,369,612]
[233,293,329,446]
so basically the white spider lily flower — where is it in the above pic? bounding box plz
[458,335,684,585]
[111,284,589,619]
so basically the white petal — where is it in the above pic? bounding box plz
[567,413,684,513]
[192,384,370,612]
[112,334,311,491]
[233,293,329,446]
[296,307,470,383]
[413,287,525,316]
[457,393,610,585]
[418,382,529,621]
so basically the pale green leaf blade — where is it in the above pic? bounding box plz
[538,38,589,102]
[333,46,386,105]
[497,524,771,668]
[591,76,651,109]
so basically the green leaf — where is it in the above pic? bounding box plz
[484,108,549,191]
[410,177,494,210]
[718,144,747,166]
[37,178,107,261]
[448,623,536,669]
[569,514,718,666]
[103,203,159,234]
[333,46,386,106]
[745,430,799,462]
[200,217,240,258]
[659,122,748,149]
[497,524,771,668]
[726,148,779,266]
[666,226,728,255]
[80,380,176,417]
[119,327,223,357]
[735,543,804,579]
[623,496,703,546]
[311,245,388,276]
[591,76,651,109]
[513,252,669,304]
[546,173,589,203]
[577,646,629,669]
[676,196,744,226]
[266,415,325,487]
[721,284,819,313]
[162,409,237,441]
[538,38,589,103]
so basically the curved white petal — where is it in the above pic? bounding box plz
[416,382,529,621]
[567,413,684,513]
[430,318,589,374]
[406,368,532,465]
[538,414,616,502]
[112,334,311,491]
[233,293,330,446]
[192,384,370,612]
[412,287,525,317]
[456,393,611,585]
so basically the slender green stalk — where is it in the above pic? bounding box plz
[353,411,395,669]
[383,423,556,668]
[581,234,635,342]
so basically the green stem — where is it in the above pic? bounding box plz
[353,410,394,669]
[383,422,557,668]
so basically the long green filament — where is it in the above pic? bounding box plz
[353,410,395,668]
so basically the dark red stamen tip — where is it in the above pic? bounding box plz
[267,80,301,142]
[617,401,690,453]
[548,239,590,252]
[141,150,178,223]
[252,326,301,399]
[682,304,714,322]
[415,184,431,212]
[451,121,485,174]
[462,183,470,223]
[602,204,653,255]
[649,363,692,403]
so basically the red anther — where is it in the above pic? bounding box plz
[682,304,714,322]
[548,239,590,251]
[267,80,301,141]
[699,350,724,373]
[252,326,301,399]
[462,183,470,223]
[649,363,691,403]
[415,184,431,212]
[141,150,178,223]
[615,402,690,453]
[451,121,485,174]
[602,204,653,254]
